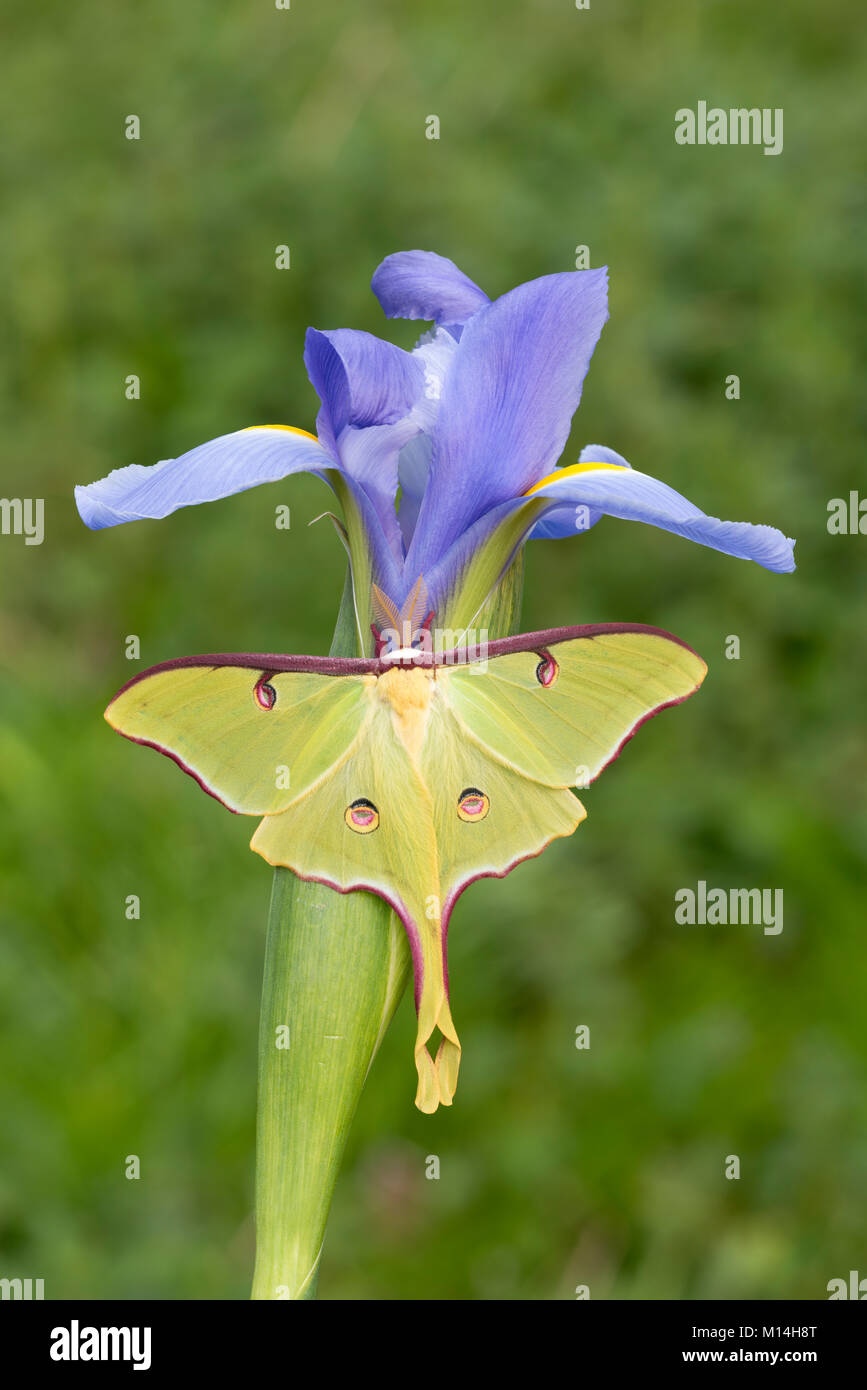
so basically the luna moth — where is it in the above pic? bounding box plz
[107,620,706,1113]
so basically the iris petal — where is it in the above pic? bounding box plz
[426,458,794,631]
[74,423,404,635]
[303,328,423,445]
[74,426,331,529]
[371,249,490,327]
[528,444,632,540]
[405,268,609,583]
[528,462,796,571]
[304,328,426,559]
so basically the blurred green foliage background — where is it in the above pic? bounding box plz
[1,0,864,1300]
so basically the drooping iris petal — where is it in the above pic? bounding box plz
[304,328,426,560]
[526,461,796,571]
[529,444,631,539]
[74,424,404,629]
[371,249,490,328]
[74,426,332,529]
[404,268,609,586]
[426,457,795,631]
[582,444,632,469]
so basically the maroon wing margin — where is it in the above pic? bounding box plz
[109,622,702,700]
[110,650,381,700]
[434,622,703,665]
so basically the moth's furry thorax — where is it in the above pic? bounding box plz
[374,665,435,762]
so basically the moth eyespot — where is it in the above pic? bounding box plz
[457,787,490,822]
[345,798,380,834]
[535,652,559,687]
[255,676,277,710]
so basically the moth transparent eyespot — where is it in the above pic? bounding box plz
[345,798,380,834]
[255,676,277,710]
[457,787,490,822]
[535,652,559,687]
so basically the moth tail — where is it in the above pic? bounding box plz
[412,908,461,1114]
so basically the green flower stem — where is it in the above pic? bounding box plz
[250,558,524,1299]
[250,869,408,1299]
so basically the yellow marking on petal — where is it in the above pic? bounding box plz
[525,460,627,496]
[241,424,320,443]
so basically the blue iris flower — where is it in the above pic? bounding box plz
[75,250,795,642]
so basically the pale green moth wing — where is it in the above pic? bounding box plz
[103,624,706,1114]
[250,679,450,1114]
[418,695,585,1109]
[255,677,586,1115]
[106,657,372,814]
[443,626,707,789]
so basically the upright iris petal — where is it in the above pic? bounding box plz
[371,249,490,329]
[393,327,461,547]
[403,268,609,585]
[303,328,424,562]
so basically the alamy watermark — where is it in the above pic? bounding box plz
[675,102,783,157]
[675,880,783,935]
[50,1321,151,1371]
[827,492,867,535]
[379,624,490,670]
[1,1276,44,1299]
[827,1270,867,1299]
[0,497,44,545]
